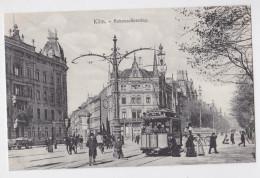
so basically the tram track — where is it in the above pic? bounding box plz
[38,146,142,169]
[136,156,167,166]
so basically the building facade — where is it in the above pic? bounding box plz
[5,24,68,144]
[69,43,228,139]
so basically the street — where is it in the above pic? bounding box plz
[8,135,255,171]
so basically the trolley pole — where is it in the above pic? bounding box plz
[112,35,121,140]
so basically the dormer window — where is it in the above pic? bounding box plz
[133,70,137,77]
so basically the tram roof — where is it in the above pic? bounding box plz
[142,116,180,121]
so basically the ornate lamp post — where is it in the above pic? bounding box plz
[72,35,155,139]
[87,112,92,136]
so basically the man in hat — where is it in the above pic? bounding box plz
[209,132,219,154]
[238,131,246,147]
[113,136,123,159]
[86,134,97,166]
[79,135,84,150]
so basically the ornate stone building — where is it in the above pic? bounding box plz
[5,24,68,144]
[69,44,199,139]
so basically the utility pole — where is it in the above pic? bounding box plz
[198,85,202,128]
[212,100,215,130]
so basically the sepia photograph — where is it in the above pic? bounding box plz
[2,3,256,173]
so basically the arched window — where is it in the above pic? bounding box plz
[32,127,35,138]
[45,127,48,137]
[146,96,151,103]
[59,127,62,138]
[137,95,141,104]
[131,96,136,104]
[38,127,41,140]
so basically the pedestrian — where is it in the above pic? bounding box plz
[68,135,76,154]
[86,135,97,166]
[160,125,167,133]
[152,125,159,134]
[136,135,140,144]
[222,134,229,144]
[45,137,49,151]
[75,134,80,147]
[113,137,123,159]
[196,134,205,156]
[238,131,246,147]
[186,132,196,157]
[89,130,95,138]
[103,135,109,149]
[48,137,54,152]
[230,132,235,144]
[54,139,58,149]
[168,134,181,157]
[185,123,193,135]
[209,132,219,154]
[121,135,124,145]
[96,132,104,154]
[182,134,188,153]
[79,135,83,149]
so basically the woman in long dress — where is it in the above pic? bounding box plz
[196,134,205,156]
[186,132,197,157]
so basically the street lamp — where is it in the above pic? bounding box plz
[72,35,156,139]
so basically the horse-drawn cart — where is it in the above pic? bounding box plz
[8,137,33,150]
[191,128,216,146]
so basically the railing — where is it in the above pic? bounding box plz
[12,95,31,102]
[119,118,144,124]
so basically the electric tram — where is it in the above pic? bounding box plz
[140,109,182,155]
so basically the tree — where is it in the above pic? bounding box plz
[176,6,253,84]
[231,78,254,128]
[12,104,33,126]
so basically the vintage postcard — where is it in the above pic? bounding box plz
[4,6,255,171]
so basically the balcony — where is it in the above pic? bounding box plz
[12,95,30,104]
[119,118,144,124]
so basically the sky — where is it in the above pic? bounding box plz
[4,8,236,115]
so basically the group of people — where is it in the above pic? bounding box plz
[223,131,247,147]
[45,137,58,152]
[64,133,82,154]
[64,126,249,165]
[86,131,124,166]
[184,125,248,157]
[142,123,168,134]
[184,131,219,157]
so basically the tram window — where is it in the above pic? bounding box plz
[172,121,181,132]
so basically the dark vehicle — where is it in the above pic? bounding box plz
[8,137,33,150]
[140,109,182,155]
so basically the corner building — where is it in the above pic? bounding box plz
[5,25,68,145]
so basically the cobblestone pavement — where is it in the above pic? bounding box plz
[8,135,255,171]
